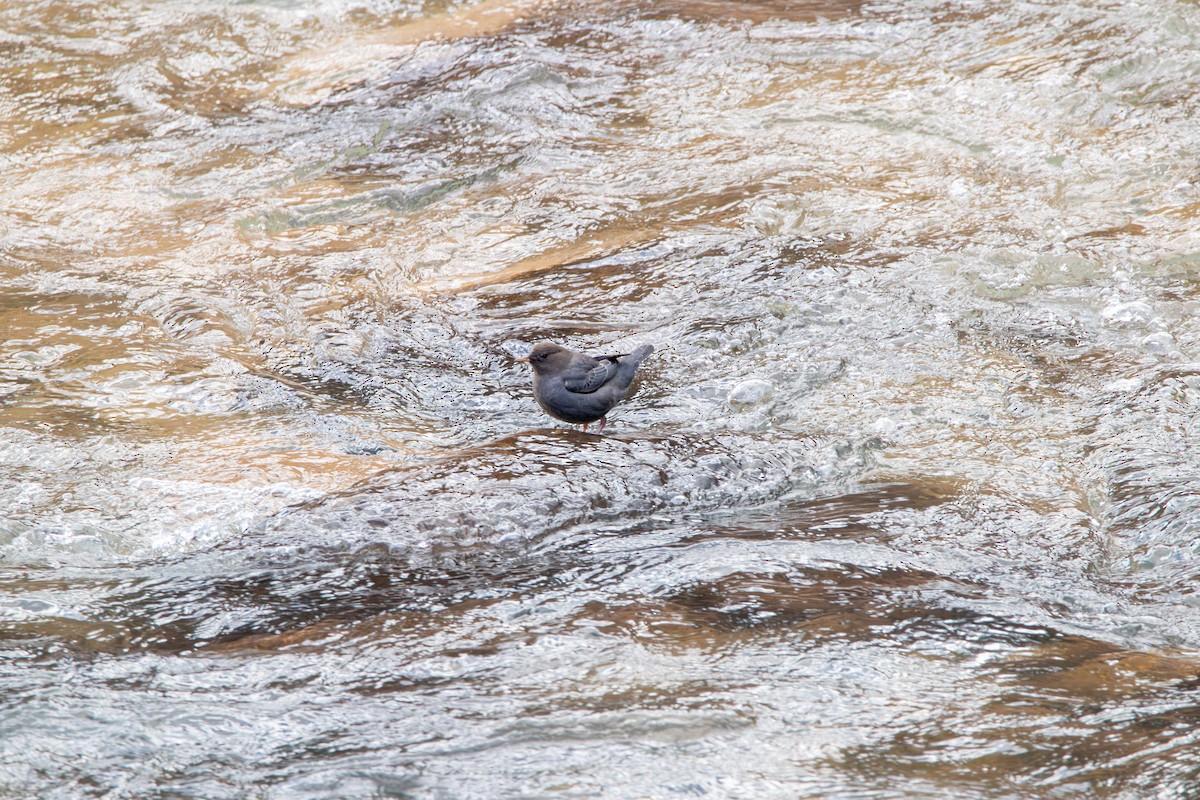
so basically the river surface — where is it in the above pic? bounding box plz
[5,0,1200,797]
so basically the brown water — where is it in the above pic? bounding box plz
[5,0,1200,796]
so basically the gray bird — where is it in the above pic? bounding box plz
[520,341,655,432]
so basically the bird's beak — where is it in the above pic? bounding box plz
[515,357,529,363]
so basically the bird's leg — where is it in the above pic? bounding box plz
[581,422,588,433]
[597,417,606,432]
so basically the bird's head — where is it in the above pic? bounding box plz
[519,342,572,374]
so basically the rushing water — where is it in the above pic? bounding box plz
[5,0,1200,796]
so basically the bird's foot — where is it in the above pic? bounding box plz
[581,423,588,433]
[597,417,606,432]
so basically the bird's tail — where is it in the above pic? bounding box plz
[610,344,654,391]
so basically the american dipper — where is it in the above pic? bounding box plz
[521,342,654,431]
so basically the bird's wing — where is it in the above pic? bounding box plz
[561,354,615,394]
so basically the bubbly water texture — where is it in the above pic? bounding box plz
[5,0,1200,796]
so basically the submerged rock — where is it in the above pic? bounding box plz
[727,379,775,408]
[244,430,853,566]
